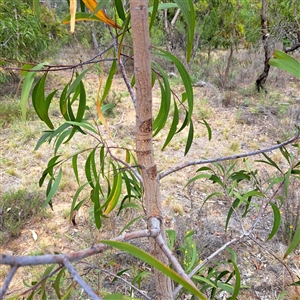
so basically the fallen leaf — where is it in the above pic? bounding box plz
[30,230,38,241]
[72,210,78,228]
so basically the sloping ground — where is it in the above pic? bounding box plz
[0,67,300,299]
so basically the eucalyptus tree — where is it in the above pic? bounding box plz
[268,0,300,52]
[1,0,300,299]
[256,0,300,91]
[0,0,64,62]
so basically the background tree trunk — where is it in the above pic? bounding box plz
[164,8,181,53]
[256,0,271,92]
[222,1,240,89]
[129,1,174,299]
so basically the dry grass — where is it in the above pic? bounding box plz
[1,46,300,298]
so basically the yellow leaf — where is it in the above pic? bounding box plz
[70,0,76,33]
[82,0,121,29]
[62,13,103,25]
[103,171,122,215]
[96,100,113,140]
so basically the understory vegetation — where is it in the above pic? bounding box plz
[1,0,300,299]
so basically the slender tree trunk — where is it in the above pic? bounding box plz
[223,0,240,89]
[91,23,99,51]
[164,8,180,53]
[129,1,174,299]
[223,44,234,89]
[256,0,271,92]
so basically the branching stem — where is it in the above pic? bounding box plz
[0,228,158,299]
[160,131,300,180]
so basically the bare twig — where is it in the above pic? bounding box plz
[249,236,300,298]
[3,45,115,72]
[109,27,137,109]
[108,150,144,184]
[250,181,284,233]
[81,262,152,300]
[155,234,196,289]
[63,258,102,300]
[0,265,18,299]
[173,235,241,297]
[11,265,64,298]
[3,58,117,73]
[0,230,158,266]
[160,131,300,180]
[174,172,291,297]
[0,228,158,299]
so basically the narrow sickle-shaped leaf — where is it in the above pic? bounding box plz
[153,49,193,122]
[72,154,80,185]
[162,100,179,150]
[284,223,300,259]
[114,0,125,21]
[149,0,159,31]
[100,241,206,299]
[228,259,241,299]
[103,165,122,215]
[267,202,281,240]
[43,168,62,208]
[269,50,300,78]
[185,119,194,155]
[82,0,120,28]
[174,0,195,62]
[20,62,45,121]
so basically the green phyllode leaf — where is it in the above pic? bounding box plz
[100,240,206,299]
[269,50,300,79]
[284,223,300,259]
[267,202,281,240]
[20,62,46,121]
[174,0,195,62]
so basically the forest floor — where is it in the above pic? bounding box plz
[0,47,300,299]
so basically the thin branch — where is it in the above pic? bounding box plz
[248,236,300,298]
[63,258,102,300]
[174,174,290,297]
[4,58,117,73]
[0,265,18,299]
[3,45,115,72]
[12,265,64,298]
[0,228,158,299]
[173,235,241,297]
[0,229,157,267]
[109,151,143,184]
[81,263,152,300]
[45,45,114,68]
[171,8,181,27]
[109,28,137,109]
[250,181,284,233]
[159,130,300,180]
[155,234,196,289]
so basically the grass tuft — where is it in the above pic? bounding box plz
[0,98,38,129]
[0,189,47,243]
